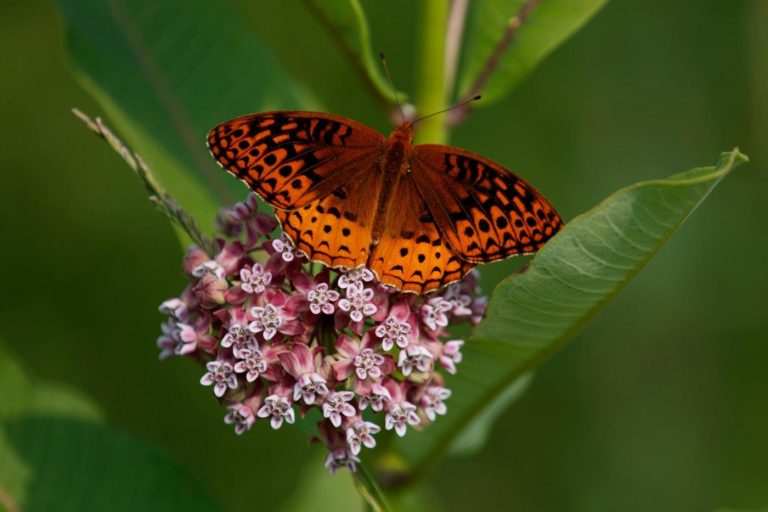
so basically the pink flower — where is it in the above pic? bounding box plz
[358,383,391,412]
[374,301,417,351]
[200,360,238,398]
[385,402,420,437]
[248,289,305,341]
[346,419,380,455]
[192,260,225,279]
[279,344,329,405]
[324,448,360,475]
[183,246,210,277]
[307,282,340,315]
[338,282,377,322]
[421,296,452,332]
[383,380,420,437]
[156,320,185,360]
[439,340,464,375]
[338,266,375,290]
[213,241,246,276]
[217,194,277,247]
[239,263,272,294]
[333,333,393,382]
[257,394,295,429]
[421,386,451,421]
[322,391,356,427]
[398,344,433,376]
[234,345,267,382]
[224,404,255,435]
[194,273,228,307]
[441,282,474,317]
[272,234,300,262]
[159,297,189,321]
[248,304,282,340]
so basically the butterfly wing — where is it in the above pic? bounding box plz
[411,145,563,263]
[367,174,475,294]
[276,166,382,269]
[207,111,384,209]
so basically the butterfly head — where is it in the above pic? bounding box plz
[389,122,414,144]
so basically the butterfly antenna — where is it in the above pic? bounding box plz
[411,95,482,126]
[380,52,405,123]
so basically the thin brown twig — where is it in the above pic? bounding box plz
[72,108,216,256]
[444,0,470,100]
[449,0,541,126]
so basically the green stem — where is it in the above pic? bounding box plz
[353,463,392,512]
[414,0,449,145]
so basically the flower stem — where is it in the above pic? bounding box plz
[353,463,392,512]
[414,0,449,145]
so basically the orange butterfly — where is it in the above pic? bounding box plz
[207,112,563,294]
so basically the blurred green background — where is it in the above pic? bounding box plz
[1,0,766,510]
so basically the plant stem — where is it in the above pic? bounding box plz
[444,0,469,99]
[353,463,392,512]
[414,0,449,144]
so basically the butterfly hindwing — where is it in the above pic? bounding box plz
[411,145,564,263]
[207,111,384,209]
[368,175,475,294]
[276,163,383,270]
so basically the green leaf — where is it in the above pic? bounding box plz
[394,149,748,476]
[0,346,222,512]
[299,0,402,106]
[448,373,532,456]
[54,0,316,232]
[457,0,608,104]
[0,345,102,422]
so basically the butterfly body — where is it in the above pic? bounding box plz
[208,111,563,294]
[371,123,414,245]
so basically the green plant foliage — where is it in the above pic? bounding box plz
[54,0,316,230]
[458,0,608,103]
[299,0,403,106]
[448,373,533,456]
[395,150,748,475]
[0,346,222,512]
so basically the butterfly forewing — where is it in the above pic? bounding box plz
[207,111,384,210]
[411,145,564,263]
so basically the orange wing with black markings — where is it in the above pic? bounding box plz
[411,145,563,263]
[275,166,383,270]
[207,112,563,294]
[207,111,383,209]
[368,174,474,293]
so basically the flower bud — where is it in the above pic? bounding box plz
[194,273,228,307]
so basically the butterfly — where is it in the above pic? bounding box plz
[207,111,563,294]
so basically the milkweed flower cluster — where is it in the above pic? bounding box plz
[157,194,487,474]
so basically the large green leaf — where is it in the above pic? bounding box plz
[0,346,222,512]
[298,0,402,106]
[394,149,748,476]
[458,0,608,104]
[54,0,316,231]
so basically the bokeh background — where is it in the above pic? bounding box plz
[1,0,766,510]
